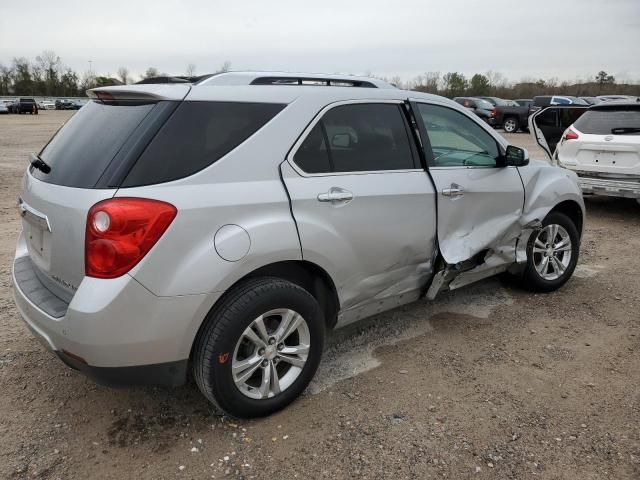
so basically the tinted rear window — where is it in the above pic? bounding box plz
[122,101,285,187]
[34,100,156,187]
[574,108,640,135]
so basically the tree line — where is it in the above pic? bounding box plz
[1,50,638,99]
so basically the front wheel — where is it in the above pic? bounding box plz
[192,277,325,418]
[521,212,580,292]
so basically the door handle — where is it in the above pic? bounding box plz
[317,187,354,203]
[442,183,464,198]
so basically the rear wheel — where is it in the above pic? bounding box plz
[192,277,325,418]
[521,212,579,292]
[503,117,519,133]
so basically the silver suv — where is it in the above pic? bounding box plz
[12,72,585,418]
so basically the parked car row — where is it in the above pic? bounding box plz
[453,94,638,133]
[1,97,86,114]
[2,98,39,114]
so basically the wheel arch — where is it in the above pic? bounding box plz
[189,260,340,362]
[549,199,584,238]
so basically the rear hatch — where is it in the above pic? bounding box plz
[19,86,189,302]
[563,105,640,177]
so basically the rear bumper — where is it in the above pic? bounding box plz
[577,175,640,199]
[12,244,219,386]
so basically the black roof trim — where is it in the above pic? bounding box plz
[135,74,215,85]
[249,76,378,88]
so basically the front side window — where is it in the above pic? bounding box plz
[293,103,416,174]
[416,103,500,167]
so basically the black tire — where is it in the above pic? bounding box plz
[521,212,580,292]
[192,277,325,418]
[503,116,519,133]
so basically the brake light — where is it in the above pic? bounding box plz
[491,107,496,118]
[85,198,177,279]
[563,130,579,141]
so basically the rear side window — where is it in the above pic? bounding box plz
[122,102,285,187]
[293,103,416,174]
[34,100,156,188]
[574,108,640,135]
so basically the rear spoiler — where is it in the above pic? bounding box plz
[87,84,191,102]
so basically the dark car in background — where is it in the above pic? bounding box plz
[533,96,589,108]
[55,99,82,110]
[15,98,38,114]
[515,99,533,107]
[452,97,496,125]
[478,96,535,133]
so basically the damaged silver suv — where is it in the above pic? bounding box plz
[12,72,585,418]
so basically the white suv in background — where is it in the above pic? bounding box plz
[531,101,640,202]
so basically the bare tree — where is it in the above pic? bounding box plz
[143,67,160,79]
[35,50,61,95]
[117,67,129,85]
[217,61,232,73]
[186,63,196,77]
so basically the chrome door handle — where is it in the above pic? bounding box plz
[442,183,464,198]
[317,187,354,203]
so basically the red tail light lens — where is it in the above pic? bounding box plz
[491,107,496,117]
[85,198,177,278]
[563,130,579,141]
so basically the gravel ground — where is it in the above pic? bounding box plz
[0,111,638,479]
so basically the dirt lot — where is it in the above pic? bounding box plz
[0,111,638,479]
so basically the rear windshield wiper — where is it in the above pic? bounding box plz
[30,153,51,174]
[611,127,640,135]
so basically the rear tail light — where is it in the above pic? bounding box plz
[85,198,177,279]
[491,107,496,117]
[563,129,579,141]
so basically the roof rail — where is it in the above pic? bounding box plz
[249,76,378,88]
[197,71,395,89]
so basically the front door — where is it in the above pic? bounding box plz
[412,101,525,264]
[281,101,437,315]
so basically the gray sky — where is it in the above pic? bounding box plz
[1,0,639,83]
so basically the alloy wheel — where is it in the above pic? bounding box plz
[532,224,573,281]
[232,309,310,400]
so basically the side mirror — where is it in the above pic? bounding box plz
[331,133,351,148]
[504,145,529,167]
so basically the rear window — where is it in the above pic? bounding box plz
[122,101,285,187]
[574,108,640,135]
[34,100,156,188]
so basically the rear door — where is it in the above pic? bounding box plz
[411,101,524,264]
[281,101,437,312]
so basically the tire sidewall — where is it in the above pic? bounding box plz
[202,281,324,417]
[524,212,580,291]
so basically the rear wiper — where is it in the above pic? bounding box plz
[30,153,51,174]
[611,127,640,135]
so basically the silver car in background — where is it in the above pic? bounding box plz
[12,72,585,417]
